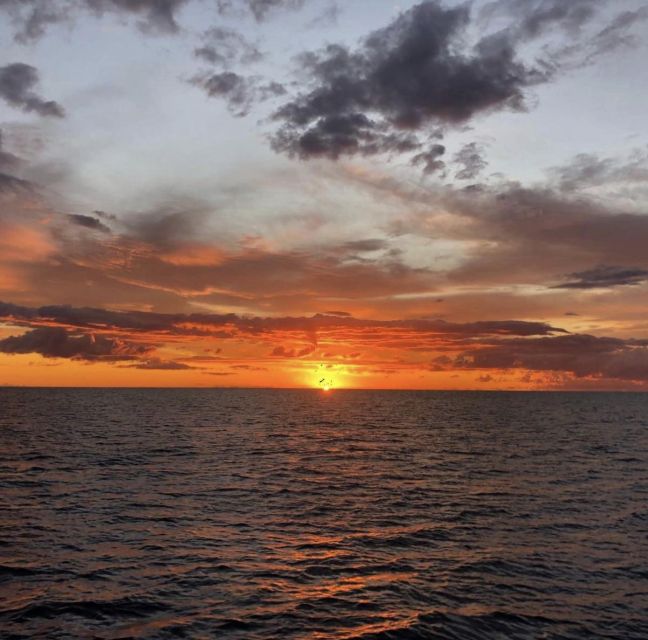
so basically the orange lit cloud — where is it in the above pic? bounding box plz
[2,301,648,390]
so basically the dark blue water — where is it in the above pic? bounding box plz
[1,389,647,639]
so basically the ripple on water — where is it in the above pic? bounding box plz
[1,388,647,639]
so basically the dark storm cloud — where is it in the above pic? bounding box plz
[191,72,284,117]
[67,214,111,233]
[553,265,648,289]
[0,63,65,118]
[453,142,488,180]
[271,1,547,159]
[0,326,151,360]
[194,27,263,67]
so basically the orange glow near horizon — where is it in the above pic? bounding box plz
[0,350,627,391]
[2,311,647,391]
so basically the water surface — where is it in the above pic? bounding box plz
[1,389,647,638]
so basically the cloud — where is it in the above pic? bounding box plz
[190,71,255,117]
[271,344,316,358]
[341,238,388,253]
[191,71,285,117]
[0,326,151,360]
[408,184,648,289]
[0,172,32,194]
[86,0,188,33]
[582,5,648,61]
[194,27,263,67]
[553,265,648,289]
[456,333,648,382]
[270,1,547,160]
[6,300,648,385]
[306,1,339,29]
[0,130,21,171]
[479,0,602,41]
[216,0,305,22]
[0,300,565,341]
[0,0,311,42]
[453,142,488,180]
[67,214,112,233]
[549,150,648,192]
[0,0,190,41]
[412,143,446,175]
[5,303,648,382]
[129,357,193,369]
[0,63,65,118]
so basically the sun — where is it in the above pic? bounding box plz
[318,377,333,391]
[314,363,335,391]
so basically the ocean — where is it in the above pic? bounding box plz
[1,388,647,639]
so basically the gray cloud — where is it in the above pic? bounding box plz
[67,214,112,233]
[453,142,488,180]
[550,150,648,192]
[306,1,339,29]
[412,143,446,174]
[270,1,547,160]
[0,173,32,193]
[0,63,65,118]
[456,333,648,382]
[217,0,305,22]
[191,71,285,117]
[421,184,648,288]
[0,0,311,42]
[0,326,152,360]
[129,357,193,369]
[583,5,648,61]
[194,27,263,67]
[0,130,21,171]
[85,0,188,33]
[479,0,602,41]
[0,0,190,40]
[0,300,565,340]
[341,238,388,253]
[554,265,648,289]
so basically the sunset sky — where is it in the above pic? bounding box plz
[1,0,648,389]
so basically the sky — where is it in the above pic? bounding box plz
[1,0,648,389]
